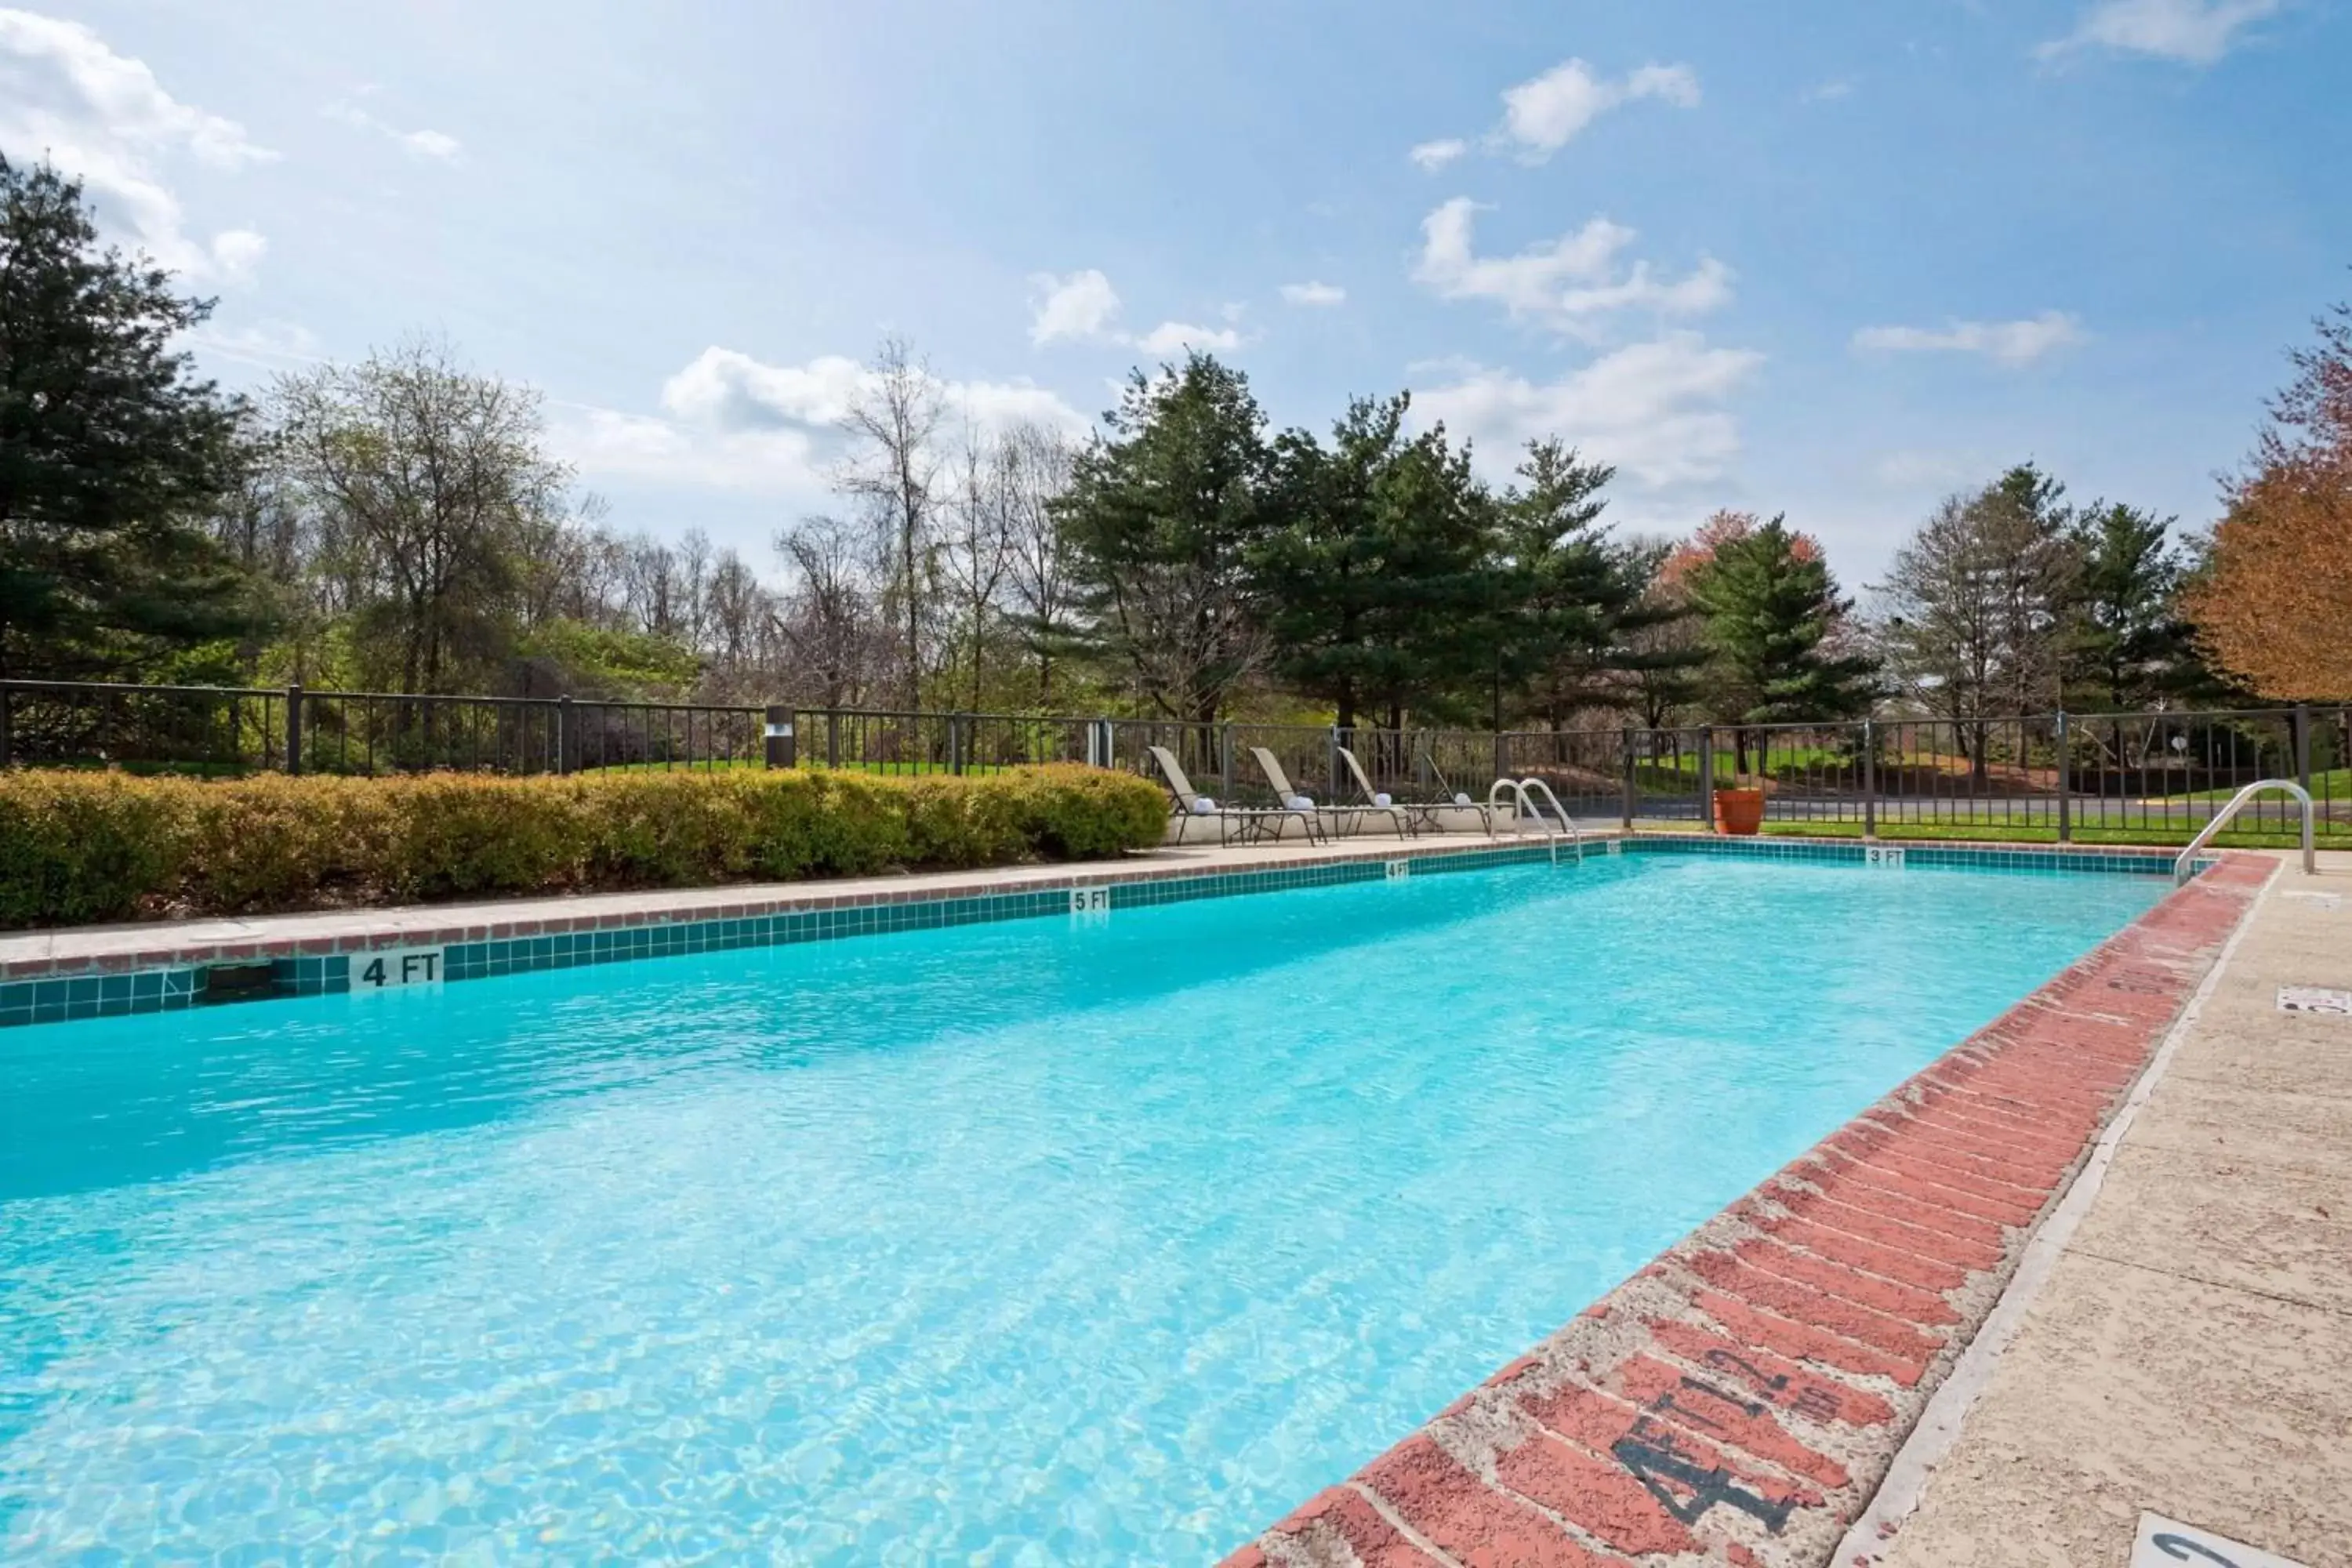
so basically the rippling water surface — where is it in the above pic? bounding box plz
[0,855,2162,1563]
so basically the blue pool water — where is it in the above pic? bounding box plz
[0,855,2161,1563]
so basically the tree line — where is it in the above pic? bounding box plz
[5,154,2345,734]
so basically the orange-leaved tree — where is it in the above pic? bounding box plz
[2187,294,2352,699]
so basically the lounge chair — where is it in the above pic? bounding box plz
[1146,746,1318,846]
[1243,747,1335,844]
[1332,746,1416,839]
[1410,751,1496,836]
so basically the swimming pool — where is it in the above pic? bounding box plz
[0,851,2166,1562]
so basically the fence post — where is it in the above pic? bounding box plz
[1219,722,1235,800]
[1862,717,1876,839]
[556,695,573,775]
[764,704,797,768]
[1328,726,1343,802]
[826,710,841,768]
[1698,725,1715,834]
[2055,710,2071,844]
[284,682,303,774]
[948,713,966,775]
[2295,703,2311,793]
[1620,724,1636,830]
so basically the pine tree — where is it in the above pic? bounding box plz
[1054,353,1280,726]
[0,156,256,677]
[1475,441,1686,730]
[1253,394,1494,728]
[1688,515,1877,770]
[2063,502,2209,710]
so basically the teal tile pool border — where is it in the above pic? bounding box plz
[0,834,2216,1029]
[1630,833,2205,878]
[0,968,199,1029]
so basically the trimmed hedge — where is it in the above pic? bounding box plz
[0,764,1168,930]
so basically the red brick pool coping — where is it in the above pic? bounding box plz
[1218,850,2274,1568]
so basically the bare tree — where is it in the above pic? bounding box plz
[998,423,1079,705]
[270,338,573,693]
[835,336,946,710]
[775,514,880,709]
[702,550,770,679]
[1873,466,2077,776]
[936,427,1019,710]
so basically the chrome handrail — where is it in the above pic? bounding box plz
[1515,778,1584,863]
[1486,777,1583,863]
[2174,778,2314,884]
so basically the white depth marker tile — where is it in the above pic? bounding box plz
[2132,1511,2310,1568]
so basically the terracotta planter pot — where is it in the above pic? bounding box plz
[1714,786,1766,836]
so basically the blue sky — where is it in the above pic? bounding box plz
[6,1,2347,583]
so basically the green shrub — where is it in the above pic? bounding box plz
[372,775,589,901]
[1004,764,1174,857]
[183,774,373,912]
[0,764,1167,929]
[0,772,189,927]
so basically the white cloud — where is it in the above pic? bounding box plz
[190,318,324,370]
[1494,59,1700,161]
[1801,78,1856,102]
[208,228,267,282]
[1852,311,2085,366]
[1417,200,1633,312]
[1132,321,1243,357]
[0,8,274,281]
[557,347,1091,492]
[1029,268,1252,356]
[1279,281,1345,307]
[400,128,463,161]
[1555,258,1734,320]
[1412,332,1763,489]
[1407,137,1468,172]
[2038,0,2278,63]
[1871,450,1969,488]
[1413,198,1731,337]
[1028,269,1122,346]
[325,100,463,162]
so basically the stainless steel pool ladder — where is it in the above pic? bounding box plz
[1487,778,1584,864]
[2173,778,2315,884]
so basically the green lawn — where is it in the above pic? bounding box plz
[2178,767,2350,802]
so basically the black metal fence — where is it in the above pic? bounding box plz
[1645,710,2347,840]
[2,678,2342,844]
[0,681,765,776]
